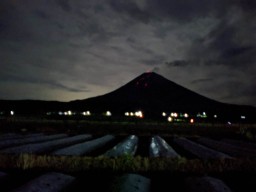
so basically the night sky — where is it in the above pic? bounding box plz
[0,0,255,107]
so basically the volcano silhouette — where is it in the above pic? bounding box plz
[69,72,255,120]
[1,72,255,121]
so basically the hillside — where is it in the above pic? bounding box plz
[0,72,255,122]
[68,72,255,121]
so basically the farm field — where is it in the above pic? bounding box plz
[0,119,256,191]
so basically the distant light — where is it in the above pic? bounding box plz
[214,114,217,118]
[130,112,134,116]
[227,121,232,125]
[68,110,72,116]
[184,113,189,118]
[171,112,178,118]
[162,112,166,117]
[106,111,112,116]
[58,111,63,115]
[168,117,173,122]
[10,111,14,116]
[190,118,194,124]
[125,112,129,116]
[83,111,91,116]
[135,111,143,118]
[241,116,246,119]
[197,112,207,118]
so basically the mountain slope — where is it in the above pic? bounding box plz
[0,72,255,121]
[69,72,255,120]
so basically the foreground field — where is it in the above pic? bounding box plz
[1,118,256,191]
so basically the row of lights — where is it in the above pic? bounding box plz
[2,110,248,122]
[124,111,143,118]
[54,110,143,118]
[166,116,194,123]
[47,111,92,116]
[162,112,189,118]
[162,111,193,123]
[163,111,218,119]
[0,111,15,116]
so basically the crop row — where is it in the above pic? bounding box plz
[0,170,237,192]
[0,133,256,160]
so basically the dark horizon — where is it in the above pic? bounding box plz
[1,72,255,123]
[1,72,256,109]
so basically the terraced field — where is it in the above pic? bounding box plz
[0,132,256,191]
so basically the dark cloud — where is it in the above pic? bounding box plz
[165,60,191,67]
[49,83,89,93]
[0,69,88,93]
[147,0,218,22]
[239,0,256,12]
[221,46,255,59]
[191,78,213,84]
[140,55,166,66]
[33,10,50,20]
[0,0,255,106]
[187,1,256,69]
[216,79,256,106]
[56,0,72,12]
[109,0,227,23]
[109,0,151,23]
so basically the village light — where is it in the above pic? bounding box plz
[83,111,91,116]
[135,111,143,118]
[171,112,178,117]
[10,111,14,116]
[197,112,207,118]
[106,111,112,116]
[168,117,173,122]
[162,112,166,117]
[138,111,143,118]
